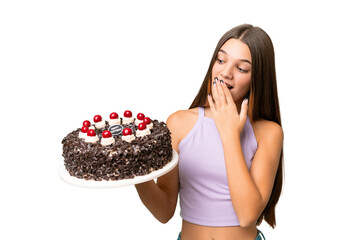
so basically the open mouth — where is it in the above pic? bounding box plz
[225,82,233,90]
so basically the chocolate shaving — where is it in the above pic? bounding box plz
[62,120,172,181]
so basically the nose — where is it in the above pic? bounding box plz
[220,64,233,80]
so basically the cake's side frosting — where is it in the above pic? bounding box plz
[62,120,172,181]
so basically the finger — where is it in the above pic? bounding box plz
[221,80,236,109]
[211,80,221,110]
[217,80,228,107]
[239,98,249,123]
[208,93,216,113]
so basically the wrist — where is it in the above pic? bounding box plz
[220,130,241,145]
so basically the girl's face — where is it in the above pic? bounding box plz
[211,38,252,104]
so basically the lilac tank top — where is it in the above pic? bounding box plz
[178,107,258,227]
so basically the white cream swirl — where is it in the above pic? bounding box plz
[136,128,151,137]
[85,135,99,143]
[135,119,143,126]
[95,121,106,129]
[122,134,135,143]
[78,131,87,139]
[122,117,134,124]
[109,118,121,126]
[101,137,115,146]
[146,122,153,130]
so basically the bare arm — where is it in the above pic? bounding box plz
[208,80,283,227]
[135,165,179,223]
[134,112,182,223]
[221,119,282,227]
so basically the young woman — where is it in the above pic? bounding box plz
[135,24,283,240]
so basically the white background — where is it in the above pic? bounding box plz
[1,0,359,239]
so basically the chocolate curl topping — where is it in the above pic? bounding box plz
[62,120,172,181]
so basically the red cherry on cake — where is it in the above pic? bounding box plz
[143,117,151,125]
[83,120,91,127]
[137,113,145,120]
[124,110,132,118]
[94,115,102,123]
[81,126,89,133]
[138,122,147,131]
[102,130,112,138]
[87,129,96,137]
[110,112,119,119]
[123,128,132,136]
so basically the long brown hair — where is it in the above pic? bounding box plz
[190,24,283,228]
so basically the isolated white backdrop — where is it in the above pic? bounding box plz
[1,0,359,239]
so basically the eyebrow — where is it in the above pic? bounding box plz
[219,49,252,65]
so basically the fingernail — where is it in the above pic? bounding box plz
[220,80,224,84]
[244,98,248,104]
[208,93,211,97]
[214,77,218,81]
[213,81,216,86]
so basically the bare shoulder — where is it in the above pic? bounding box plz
[252,119,283,145]
[167,108,199,151]
[167,108,198,127]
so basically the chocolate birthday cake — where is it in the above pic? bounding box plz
[61,111,173,181]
